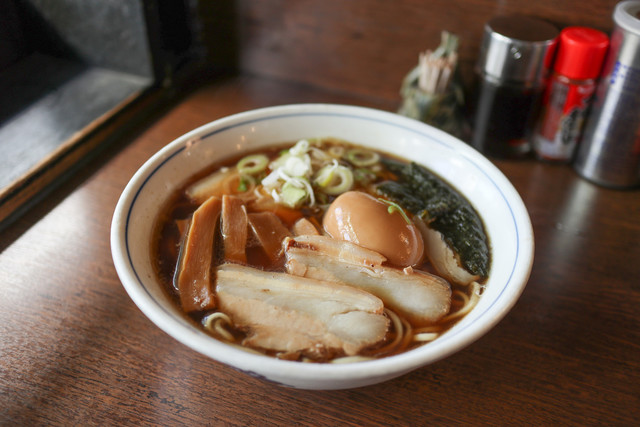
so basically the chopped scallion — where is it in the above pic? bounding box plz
[315,165,354,195]
[237,154,269,175]
[281,182,308,208]
[346,149,380,167]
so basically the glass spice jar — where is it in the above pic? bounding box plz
[470,15,559,158]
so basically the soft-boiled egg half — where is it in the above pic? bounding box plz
[323,191,424,267]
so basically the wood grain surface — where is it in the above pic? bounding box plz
[201,0,621,101]
[1,75,638,425]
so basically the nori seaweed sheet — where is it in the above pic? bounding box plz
[376,159,490,278]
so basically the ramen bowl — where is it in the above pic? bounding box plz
[111,104,534,390]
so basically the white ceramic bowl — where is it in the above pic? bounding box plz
[111,104,534,390]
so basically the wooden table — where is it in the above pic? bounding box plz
[2,76,639,425]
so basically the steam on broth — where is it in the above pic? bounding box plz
[152,138,490,362]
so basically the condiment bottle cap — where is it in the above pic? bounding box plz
[612,1,640,69]
[554,27,610,80]
[478,15,559,86]
[614,1,640,37]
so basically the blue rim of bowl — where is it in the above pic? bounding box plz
[121,106,529,369]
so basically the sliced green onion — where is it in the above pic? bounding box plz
[328,145,345,158]
[354,168,377,184]
[237,154,269,175]
[290,139,310,156]
[237,174,256,192]
[282,155,311,177]
[237,178,248,192]
[315,164,354,195]
[377,198,412,225]
[346,149,380,167]
[314,163,337,188]
[281,182,308,208]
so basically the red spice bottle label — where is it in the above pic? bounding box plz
[533,75,596,161]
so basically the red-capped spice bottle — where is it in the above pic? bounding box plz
[533,27,609,161]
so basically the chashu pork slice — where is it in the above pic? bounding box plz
[215,263,389,359]
[288,234,386,268]
[284,235,451,327]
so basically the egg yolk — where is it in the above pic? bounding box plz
[322,191,424,267]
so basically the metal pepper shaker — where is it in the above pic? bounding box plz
[573,1,640,188]
[470,15,559,158]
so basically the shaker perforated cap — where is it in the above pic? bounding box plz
[478,15,559,85]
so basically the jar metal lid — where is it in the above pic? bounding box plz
[612,0,640,69]
[614,0,640,36]
[478,15,559,86]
